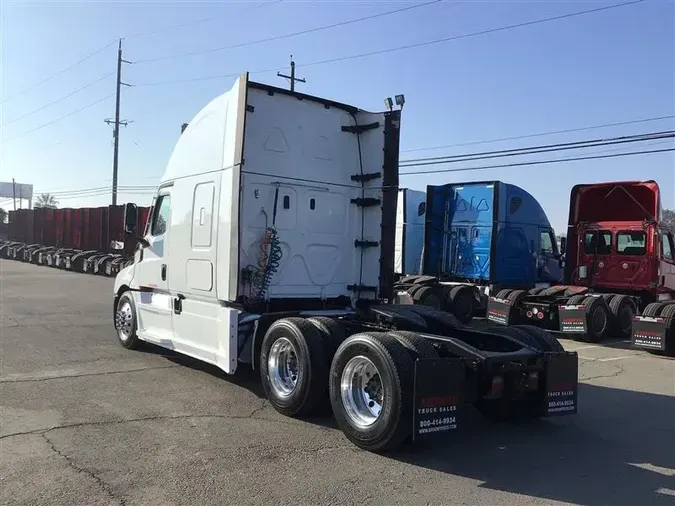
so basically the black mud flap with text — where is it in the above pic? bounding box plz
[412,357,465,442]
[558,305,586,333]
[544,352,578,416]
[631,316,668,351]
[486,297,512,326]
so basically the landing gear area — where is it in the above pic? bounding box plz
[393,275,482,324]
[485,287,639,343]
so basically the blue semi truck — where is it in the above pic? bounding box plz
[393,181,565,323]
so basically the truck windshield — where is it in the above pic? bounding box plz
[617,231,646,255]
[584,230,611,255]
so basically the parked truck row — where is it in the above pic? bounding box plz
[392,180,675,353]
[0,204,151,276]
[2,73,671,452]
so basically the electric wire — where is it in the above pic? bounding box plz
[0,41,117,104]
[1,94,115,144]
[36,185,157,197]
[399,147,675,176]
[401,115,675,153]
[136,0,644,87]
[0,1,281,115]
[399,130,675,167]
[123,0,283,39]
[55,190,156,201]
[135,0,444,63]
[1,72,116,126]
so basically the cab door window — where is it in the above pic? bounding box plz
[584,230,611,255]
[540,230,557,255]
[151,194,171,237]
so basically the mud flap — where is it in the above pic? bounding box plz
[631,316,668,351]
[486,296,513,325]
[558,305,586,333]
[543,352,578,416]
[412,357,465,441]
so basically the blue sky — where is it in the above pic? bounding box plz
[1,0,673,232]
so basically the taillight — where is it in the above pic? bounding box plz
[490,376,504,397]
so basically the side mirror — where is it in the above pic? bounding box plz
[123,202,138,235]
[560,237,567,254]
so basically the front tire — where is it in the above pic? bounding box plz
[115,291,140,350]
[329,332,414,452]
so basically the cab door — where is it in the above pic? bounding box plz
[538,228,563,283]
[659,231,675,292]
[133,188,174,345]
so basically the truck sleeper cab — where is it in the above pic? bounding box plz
[113,73,578,452]
[486,181,675,344]
[393,181,564,323]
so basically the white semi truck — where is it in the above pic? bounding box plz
[113,72,579,452]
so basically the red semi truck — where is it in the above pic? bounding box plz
[486,180,675,345]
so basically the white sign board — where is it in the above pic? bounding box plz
[0,182,33,201]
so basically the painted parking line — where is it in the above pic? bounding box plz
[564,339,631,352]
[578,351,654,362]
[578,355,636,362]
[628,462,675,477]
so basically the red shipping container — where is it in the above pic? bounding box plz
[54,209,64,248]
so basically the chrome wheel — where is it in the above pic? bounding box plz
[340,356,383,428]
[116,300,134,342]
[268,338,299,397]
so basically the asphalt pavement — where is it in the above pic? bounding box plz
[1,259,674,506]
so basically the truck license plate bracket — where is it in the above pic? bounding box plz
[412,357,464,442]
[558,305,586,333]
[631,316,668,351]
[544,352,578,416]
[486,297,512,326]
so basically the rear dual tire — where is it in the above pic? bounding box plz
[260,318,434,452]
[329,332,416,452]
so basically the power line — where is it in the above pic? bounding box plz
[399,130,675,167]
[123,0,283,39]
[1,72,115,126]
[399,147,675,176]
[56,189,156,201]
[402,115,675,153]
[135,0,444,64]
[0,2,280,115]
[0,41,117,105]
[136,0,643,87]
[1,94,115,144]
[39,185,156,197]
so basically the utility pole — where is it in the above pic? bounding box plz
[105,38,132,206]
[12,178,16,211]
[277,55,305,92]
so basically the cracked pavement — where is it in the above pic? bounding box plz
[1,260,674,506]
